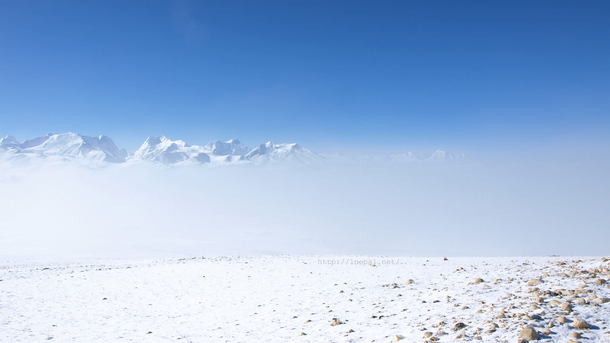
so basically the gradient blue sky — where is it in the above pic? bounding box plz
[1,0,608,154]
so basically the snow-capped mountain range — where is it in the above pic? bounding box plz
[0,132,463,167]
[0,133,128,164]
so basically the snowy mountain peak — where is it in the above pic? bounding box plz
[245,141,322,164]
[134,136,208,164]
[0,132,127,164]
[425,150,466,161]
[0,135,20,147]
[204,139,250,156]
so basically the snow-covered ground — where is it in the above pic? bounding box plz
[2,255,609,342]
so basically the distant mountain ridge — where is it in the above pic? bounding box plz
[0,132,463,168]
[0,132,128,164]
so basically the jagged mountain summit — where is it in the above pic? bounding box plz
[132,136,212,164]
[425,150,466,161]
[131,136,321,165]
[0,135,20,147]
[0,132,128,164]
[204,139,250,157]
[245,142,322,164]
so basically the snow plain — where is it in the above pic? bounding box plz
[1,256,609,342]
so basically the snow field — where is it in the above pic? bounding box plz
[1,256,609,342]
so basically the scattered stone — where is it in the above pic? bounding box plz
[423,332,433,338]
[573,318,589,330]
[561,303,573,313]
[453,322,467,331]
[549,299,562,307]
[593,279,607,285]
[541,328,551,335]
[527,279,543,286]
[557,316,567,324]
[474,278,484,284]
[331,318,343,326]
[570,332,582,339]
[348,329,355,333]
[390,334,404,342]
[406,279,414,285]
[574,298,586,305]
[300,332,306,336]
[518,326,539,341]
[596,297,610,304]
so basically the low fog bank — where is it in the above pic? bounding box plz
[1,154,608,259]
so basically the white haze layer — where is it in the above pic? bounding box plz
[0,154,608,259]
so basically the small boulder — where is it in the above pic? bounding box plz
[573,318,589,330]
[518,326,539,341]
[474,278,484,284]
[573,298,586,305]
[561,303,573,313]
[557,316,568,324]
[593,278,606,285]
[390,334,404,342]
[570,332,582,339]
[527,279,543,286]
[596,297,610,303]
[453,322,467,331]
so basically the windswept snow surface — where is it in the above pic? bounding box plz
[1,256,610,342]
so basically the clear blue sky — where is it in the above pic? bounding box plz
[1,0,608,154]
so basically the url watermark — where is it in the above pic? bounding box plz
[317,258,401,266]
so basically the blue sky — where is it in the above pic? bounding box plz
[1,0,608,154]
